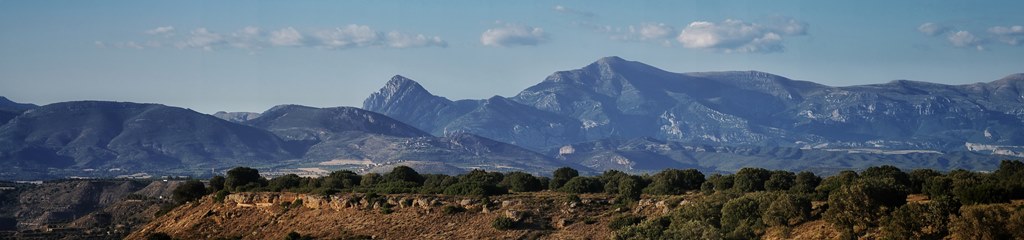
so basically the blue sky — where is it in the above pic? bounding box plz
[1,0,1023,113]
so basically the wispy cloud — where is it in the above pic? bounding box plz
[144,26,175,36]
[917,22,1023,50]
[480,23,548,47]
[917,23,948,36]
[99,25,447,51]
[553,5,595,18]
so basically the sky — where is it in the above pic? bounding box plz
[1,1,1023,114]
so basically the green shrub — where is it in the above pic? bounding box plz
[560,176,603,194]
[550,167,579,190]
[492,216,517,230]
[608,214,644,230]
[172,180,207,204]
[442,205,465,214]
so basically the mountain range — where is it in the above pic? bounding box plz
[1,57,1021,179]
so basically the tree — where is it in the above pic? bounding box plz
[421,174,459,194]
[499,171,542,192]
[791,171,821,194]
[360,173,382,187]
[922,175,953,197]
[880,197,958,240]
[550,167,579,190]
[994,160,1024,199]
[172,180,207,203]
[720,195,763,239]
[208,175,225,192]
[815,170,858,200]
[764,171,795,191]
[707,174,734,192]
[268,174,302,192]
[823,179,907,237]
[461,169,503,186]
[762,193,811,227]
[861,165,912,192]
[645,169,705,195]
[324,170,361,189]
[600,170,631,194]
[225,167,265,192]
[618,176,643,202]
[908,169,941,194]
[949,205,1016,240]
[385,166,424,185]
[560,176,603,194]
[733,168,772,192]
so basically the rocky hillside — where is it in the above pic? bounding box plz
[127,192,744,240]
[0,180,182,239]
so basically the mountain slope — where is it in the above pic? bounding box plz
[364,56,1024,157]
[0,96,37,125]
[0,101,295,176]
[243,105,585,176]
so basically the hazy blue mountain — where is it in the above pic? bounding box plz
[0,96,37,125]
[365,57,1024,156]
[242,104,587,176]
[0,101,295,176]
[554,137,1006,175]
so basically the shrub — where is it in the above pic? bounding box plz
[663,219,722,240]
[560,176,603,194]
[324,170,361,190]
[645,169,704,195]
[213,190,229,203]
[608,214,644,230]
[617,176,643,202]
[443,181,507,197]
[764,171,795,191]
[225,167,265,192]
[733,168,772,192]
[208,175,225,192]
[492,216,517,230]
[550,167,579,190]
[823,179,907,237]
[385,166,424,185]
[791,171,821,194]
[172,180,207,204]
[499,171,543,192]
[949,204,1020,240]
[268,174,302,192]
[442,205,465,214]
[360,173,382,187]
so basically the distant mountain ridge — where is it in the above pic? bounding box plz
[364,56,1024,172]
[0,101,582,179]
[0,101,296,177]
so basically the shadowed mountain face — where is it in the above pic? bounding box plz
[364,56,1024,156]
[0,101,296,174]
[0,97,37,125]
[241,105,584,176]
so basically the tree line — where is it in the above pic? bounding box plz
[172,160,1024,239]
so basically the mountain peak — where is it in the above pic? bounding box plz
[596,56,627,64]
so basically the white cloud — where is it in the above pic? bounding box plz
[313,25,383,48]
[270,27,305,46]
[481,23,548,47]
[109,25,446,51]
[676,19,804,53]
[553,5,595,18]
[947,31,983,50]
[917,22,948,36]
[174,28,225,50]
[145,26,175,35]
[385,31,447,48]
[601,23,676,46]
[988,25,1024,46]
